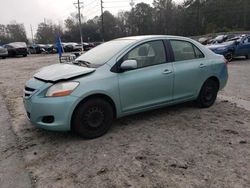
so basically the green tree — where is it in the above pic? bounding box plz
[0,22,28,44]
[35,21,63,44]
[128,3,154,35]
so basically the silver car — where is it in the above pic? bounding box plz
[0,46,8,59]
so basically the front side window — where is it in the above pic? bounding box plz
[123,40,166,68]
[170,40,204,61]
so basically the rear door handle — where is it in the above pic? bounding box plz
[199,63,206,68]
[162,69,173,74]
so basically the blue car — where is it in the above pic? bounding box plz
[207,35,250,61]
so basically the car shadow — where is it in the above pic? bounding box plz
[22,101,197,143]
[112,101,196,129]
[231,57,249,63]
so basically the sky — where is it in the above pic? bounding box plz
[0,0,183,38]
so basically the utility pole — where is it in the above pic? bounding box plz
[130,0,135,8]
[74,0,84,48]
[101,0,104,41]
[30,24,34,45]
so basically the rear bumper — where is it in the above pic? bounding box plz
[8,48,27,56]
[219,65,228,90]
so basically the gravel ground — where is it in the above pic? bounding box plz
[0,55,249,188]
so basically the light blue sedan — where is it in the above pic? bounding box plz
[23,35,228,138]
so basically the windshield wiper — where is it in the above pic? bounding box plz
[73,60,91,67]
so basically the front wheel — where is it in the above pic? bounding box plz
[224,51,233,62]
[72,98,114,139]
[197,79,219,108]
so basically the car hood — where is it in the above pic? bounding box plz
[207,41,234,49]
[34,63,95,82]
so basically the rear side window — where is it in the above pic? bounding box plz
[194,45,205,58]
[170,40,204,61]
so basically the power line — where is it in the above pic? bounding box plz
[84,4,100,12]
[104,0,130,3]
[85,9,101,17]
[84,0,99,8]
[103,1,130,4]
[103,5,131,8]
[84,7,101,15]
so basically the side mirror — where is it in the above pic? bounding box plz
[120,59,137,71]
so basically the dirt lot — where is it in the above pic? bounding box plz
[0,55,250,188]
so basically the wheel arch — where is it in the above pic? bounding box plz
[204,76,220,91]
[71,93,117,128]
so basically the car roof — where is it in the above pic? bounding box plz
[114,35,189,41]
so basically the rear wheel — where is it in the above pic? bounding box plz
[224,51,233,62]
[245,52,250,59]
[197,79,219,108]
[72,98,114,139]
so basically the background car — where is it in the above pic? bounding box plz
[23,35,228,139]
[62,42,83,52]
[0,46,8,59]
[4,42,28,57]
[207,35,250,61]
[28,44,57,54]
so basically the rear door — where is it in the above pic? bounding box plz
[117,40,174,113]
[169,40,210,101]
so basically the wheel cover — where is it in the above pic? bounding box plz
[84,106,105,128]
[203,86,214,101]
[225,52,233,61]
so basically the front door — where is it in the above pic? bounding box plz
[236,37,250,56]
[118,40,174,113]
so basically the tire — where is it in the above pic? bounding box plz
[245,52,250,59]
[1,56,6,59]
[224,51,233,62]
[23,54,27,57]
[197,79,219,108]
[72,98,114,139]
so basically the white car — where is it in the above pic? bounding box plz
[0,46,8,59]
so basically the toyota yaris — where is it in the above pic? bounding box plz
[23,35,228,138]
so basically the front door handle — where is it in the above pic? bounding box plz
[199,63,206,68]
[162,69,173,74]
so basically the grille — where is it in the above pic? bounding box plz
[23,86,36,98]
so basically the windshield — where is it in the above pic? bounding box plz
[76,39,135,66]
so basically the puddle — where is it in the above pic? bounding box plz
[218,95,250,111]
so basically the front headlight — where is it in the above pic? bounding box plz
[46,82,79,97]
